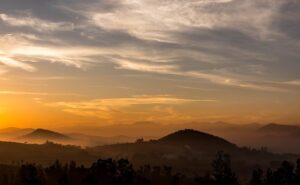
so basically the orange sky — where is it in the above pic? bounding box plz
[0,0,300,128]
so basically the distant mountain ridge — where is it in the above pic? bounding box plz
[2,123,300,153]
[0,128,299,171]
[258,123,300,134]
[90,129,239,160]
[0,127,34,134]
[18,128,71,141]
[0,127,34,139]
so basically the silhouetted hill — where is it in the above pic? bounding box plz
[88,129,300,174]
[0,141,95,165]
[158,129,237,151]
[0,129,299,176]
[89,129,243,167]
[258,123,300,134]
[18,129,71,141]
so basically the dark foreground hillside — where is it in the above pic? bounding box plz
[0,153,300,185]
[0,141,95,165]
[88,129,299,176]
[0,129,299,182]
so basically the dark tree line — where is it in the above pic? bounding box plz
[0,152,299,185]
[249,159,300,185]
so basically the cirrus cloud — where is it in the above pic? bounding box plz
[46,95,217,121]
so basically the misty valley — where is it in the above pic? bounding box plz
[1,123,300,185]
[1,0,300,184]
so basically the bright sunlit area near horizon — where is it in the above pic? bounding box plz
[0,0,300,185]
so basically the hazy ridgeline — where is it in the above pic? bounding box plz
[1,0,299,184]
[2,123,300,153]
[0,152,300,185]
[1,128,300,185]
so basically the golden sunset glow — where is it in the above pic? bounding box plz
[2,2,300,185]
[0,0,300,130]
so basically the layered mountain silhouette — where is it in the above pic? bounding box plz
[0,128,298,171]
[89,129,240,162]
[258,123,300,134]
[2,123,300,153]
[0,127,34,139]
[0,141,94,165]
[17,128,71,142]
[253,123,300,153]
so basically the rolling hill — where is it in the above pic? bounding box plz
[87,129,298,174]
[88,129,242,166]
[17,129,71,142]
[0,128,298,175]
[158,129,237,151]
[0,141,95,165]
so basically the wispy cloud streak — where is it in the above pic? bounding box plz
[47,95,217,120]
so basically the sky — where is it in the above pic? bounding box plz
[0,0,300,128]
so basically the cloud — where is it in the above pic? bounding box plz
[47,95,217,121]
[115,59,179,73]
[87,0,283,41]
[0,66,7,75]
[0,33,103,69]
[0,0,299,94]
[283,80,300,86]
[0,0,299,125]
[0,90,80,97]
[24,76,76,81]
[0,13,74,32]
[275,1,300,40]
[114,59,286,92]
[0,91,50,96]
[0,55,35,72]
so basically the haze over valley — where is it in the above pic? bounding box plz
[0,0,300,184]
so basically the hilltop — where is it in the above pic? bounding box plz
[17,128,71,142]
[158,129,237,151]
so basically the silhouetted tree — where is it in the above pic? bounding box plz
[18,164,44,185]
[81,173,97,185]
[3,157,300,185]
[59,173,69,185]
[171,174,180,185]
[116,159,134,185]
[250,167,263,185]
[212,151,239,185]
[273,161,294,185]
[45,160,65,185]
[265,168,276,185]
[194,174,214,185]
[295,159,300,184]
